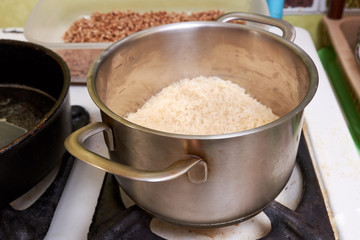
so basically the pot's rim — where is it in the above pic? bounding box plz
[0,39,70,151]
[88,20,318,140]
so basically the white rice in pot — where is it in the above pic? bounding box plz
[125,76,279,135]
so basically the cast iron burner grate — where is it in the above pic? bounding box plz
[89,134,335,240]
[0,105,89,240]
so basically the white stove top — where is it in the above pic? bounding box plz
[2,27,360,240]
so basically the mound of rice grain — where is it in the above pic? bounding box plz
[125,76,279,135]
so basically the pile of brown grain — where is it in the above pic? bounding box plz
[125,76,279,135]
[63,10,224,43]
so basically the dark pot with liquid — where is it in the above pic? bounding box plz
[0,39,71,207]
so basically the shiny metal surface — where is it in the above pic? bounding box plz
[66,13,318,227]
[217,12,296,42]
[65,122,207,183]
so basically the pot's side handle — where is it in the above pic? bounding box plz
[217,12,296,42]
[64,122,207,183]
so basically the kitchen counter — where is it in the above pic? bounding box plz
[1,27,360,239]
[296,29,360,240]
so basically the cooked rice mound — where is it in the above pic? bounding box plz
[125,76,279,135]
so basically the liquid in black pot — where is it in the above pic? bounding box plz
[0,84,55,131]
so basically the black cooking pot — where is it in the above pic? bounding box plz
[0,39,71,208]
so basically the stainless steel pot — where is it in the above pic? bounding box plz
[65,12,318,228]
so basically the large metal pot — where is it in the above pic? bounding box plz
[0,40,71,208]
[65,13,318,227]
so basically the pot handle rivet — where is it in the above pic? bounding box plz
[187,161,208,184]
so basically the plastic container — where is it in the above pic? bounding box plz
[24,0,269,84]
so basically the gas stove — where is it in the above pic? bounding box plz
[1,27,359,239]
[85,134,333,239]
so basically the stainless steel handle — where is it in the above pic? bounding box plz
[65,122,207,183]
[217,12,296,42]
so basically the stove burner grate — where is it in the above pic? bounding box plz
[0,152,75,239]
[89,134,335,240]
[0,105,89,240]
[261,136,334,240]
